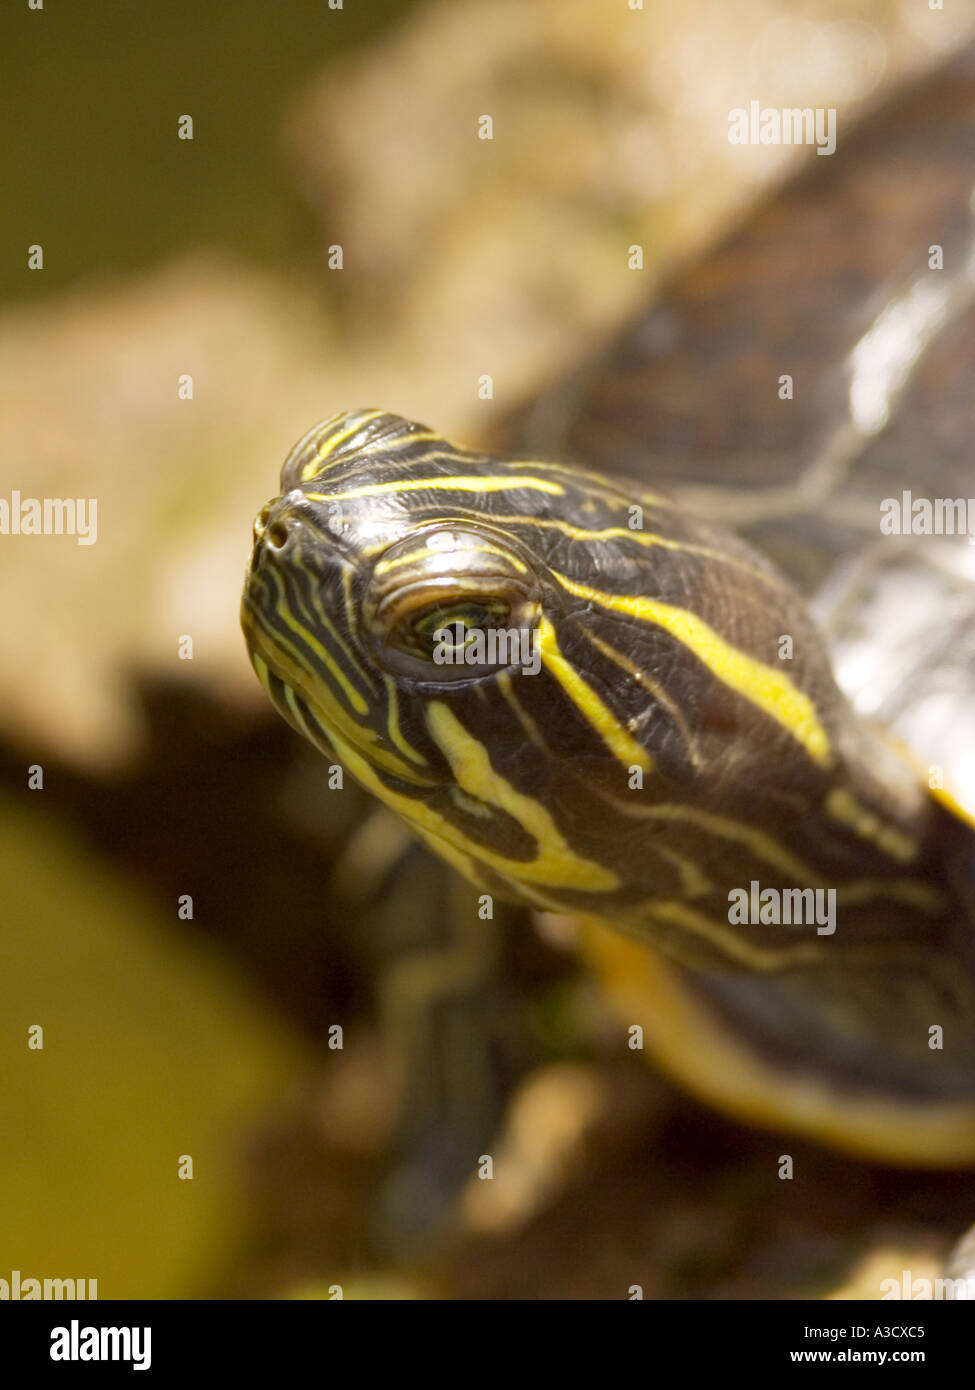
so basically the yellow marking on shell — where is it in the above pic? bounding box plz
[583,628,702,769]
[537,617,653,772]
[554,574,831,767]
[929,781,975,832]
[424,701,620,891]
[373,541,527,576]
[825,787,918,864]
[581,922,975,1167]
[306,475,565,503]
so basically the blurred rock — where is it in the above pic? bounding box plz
[283,0,973,401]
[3,0,971,769]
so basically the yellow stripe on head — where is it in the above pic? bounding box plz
[306,476,565,502]
[553,574,831,767]
[424,701,620,891]
[537,617,653,772]
[373,541,528,577]
[300,409,387,478]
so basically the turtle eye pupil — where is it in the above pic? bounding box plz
[412,602,503,651]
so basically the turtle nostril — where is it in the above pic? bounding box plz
[266,520,290,549]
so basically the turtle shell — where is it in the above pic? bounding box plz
[514,42,975,822]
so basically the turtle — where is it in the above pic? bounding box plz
[240,42,975,1263]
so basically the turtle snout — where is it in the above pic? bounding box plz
[252,490,309,560]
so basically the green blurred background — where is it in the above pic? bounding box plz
[1,0,420,1301]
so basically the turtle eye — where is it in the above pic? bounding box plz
[376,588,527,676]
[409,600,512,655]
[362,527,542,682]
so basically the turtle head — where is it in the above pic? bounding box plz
[242,410,641,907]
[242,410,950,967]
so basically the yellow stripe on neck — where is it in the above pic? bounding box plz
[825,787,918,863]
[424,701,619,891]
